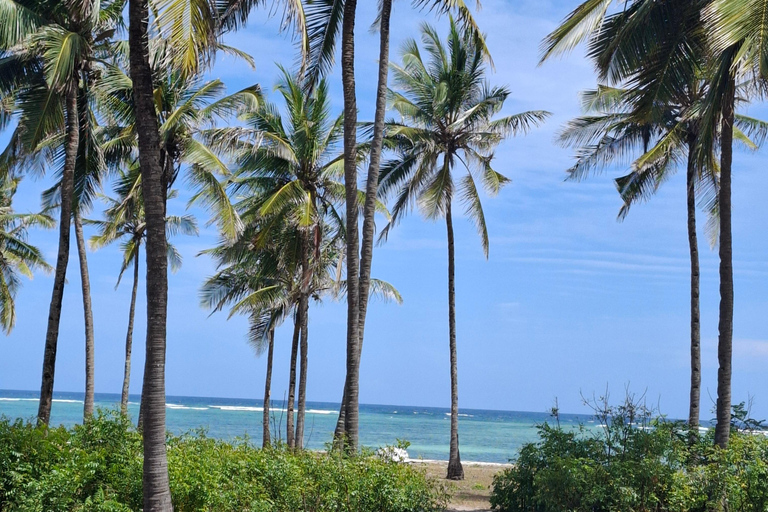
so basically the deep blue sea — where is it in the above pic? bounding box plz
[0,389,592,463]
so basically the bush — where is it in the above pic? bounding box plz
[490,396,768,512]
[0,410,448,512]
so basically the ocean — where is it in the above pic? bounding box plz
[0,389,592,463]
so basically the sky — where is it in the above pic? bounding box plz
[2,0,768,421]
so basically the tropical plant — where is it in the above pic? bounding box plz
[559,81,767,431]
[89,168,198,416]
[541,0,768,447]
[0,178,53,333]
[303,0,491,454]
[701,0,768,448]
[127,0,174,506]
[379,19,549,479]
[224,69,351,449]
[0,0,124,426]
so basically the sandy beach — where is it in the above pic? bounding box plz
[413,460,510,511]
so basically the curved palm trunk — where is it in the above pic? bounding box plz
[121,250,140,416]
[75,210,96,421]
[286,314,300,448]
[715,78,735,449]
[685,140,701,430]
[129,0,173,508]
[262,327,274,448]
[445,202,464,480]
[340,0,361,454]
[37,87,79,427]
[335,0,393,441]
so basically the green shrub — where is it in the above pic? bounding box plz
[490,397,768,512]
[0,411,448,512]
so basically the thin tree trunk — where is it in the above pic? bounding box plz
[686,140,701,430]
[295,229,312,450]
[262,327,274,448]
[340,0,361,454]
[715,78,735,449]
[37,87,79,427]
[121,249,140,416]
[129,0,173,508]
[294,311,309,449]
[286,313,300,449]
[75,210,96,421]
[335,0,393,440]
[445,202,464,480]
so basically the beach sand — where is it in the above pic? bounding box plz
[413,460,509,512]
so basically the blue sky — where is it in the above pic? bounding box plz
[2,0,768,420]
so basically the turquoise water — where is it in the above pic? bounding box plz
[0,389,591,463]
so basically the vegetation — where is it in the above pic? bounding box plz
[2,0,768,507]
[0,411,449,512]
[490,397,768,512]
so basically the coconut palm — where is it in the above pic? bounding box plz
[127,0,175,506]
[303,0,490,453]
[89,168,198,416]
[559,82,768,430]
[0,0,124,426]
[540,0,768,446]
[0,178,53,333]
[379,19,549,479]
[227,68,350,449]
[700,0,768,448]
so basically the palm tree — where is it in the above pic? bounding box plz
[540,0,768,446]
[0,0,123,426]
[0,178,53,332]
[228,69,351,449]
[379,19,548,479]
[559,83,767,431]
[303,0,489,453]
[127,0,175,506]
[701,0,768,448]
[89,169,198,416]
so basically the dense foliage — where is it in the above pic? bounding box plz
[490,399,768,512]
[0,411,449,512]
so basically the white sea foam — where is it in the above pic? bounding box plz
[444,412,474,418]
[166,404,209,411]
[306,409,334,415]
[209,405,263,412]
[0,398,36,402]
[53,399,82,404]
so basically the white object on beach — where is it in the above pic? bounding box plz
[377,446,410,463]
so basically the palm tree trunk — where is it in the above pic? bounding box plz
[686,139,701,430]
[445,202,464,480]
[262,327,274,448]
[335,0,393,440]
[121,249,140,416]
[74,210,96,421]
[340,0,361,454]
[715,78,735,449]
[295,228,313,450]
[129,0,173,508]
[37,86,79,427]
[286,313,300,449]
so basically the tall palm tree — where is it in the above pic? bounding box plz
[379,19,548,479]
[701,0,768,448]
[89,169,198,416]
[0,0,122,426]
[303,0,489,453]
[228,69,351,449]
[128,0,174,506]
[559,83,766,430]
[0,178,53,332]
[541,0,768,446]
